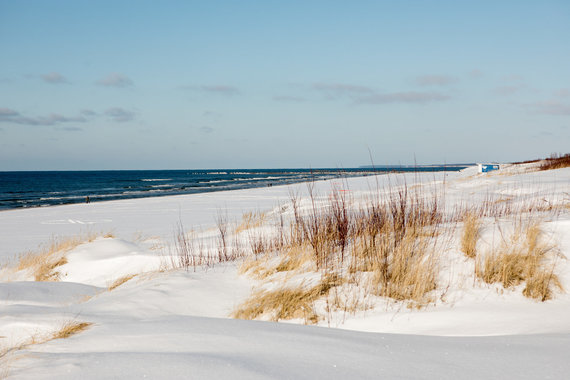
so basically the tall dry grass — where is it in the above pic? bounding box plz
[234,173,565,323]
[461,212,481,258]
[235,179,451,322]
[234,211,267,234]
[475,220,564,301]
[14,231,113,281]
[168,217,250,271]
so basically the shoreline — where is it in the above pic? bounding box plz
[0,167,470,211]
[0,171,459,260]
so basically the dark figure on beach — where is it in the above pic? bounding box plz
[85,196,90,204]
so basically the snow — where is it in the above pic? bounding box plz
[1,166,569,378]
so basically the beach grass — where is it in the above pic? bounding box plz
[15,231,113,281]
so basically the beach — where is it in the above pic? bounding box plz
[1,162,570,379]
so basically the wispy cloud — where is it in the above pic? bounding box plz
[41,72,68,84]
[203,111,222,118]
[105,107,135,122]
[81,109,98,117]
[202,85,239,96]
[0,108,19,118]
[415,75,457,86]
[493,85,526,96]
[200,126,214,133]
[355,91,450,105]
[468,69,483,78]
[502,75,524,82]
[313,83,374,99]
[527,100,570,115]
[272,95,306,102]
[0,108,87,125]
[97,73,133,88]
[310,82,450,105]
[553,89,570,98]
[182,85,239,96]
[59,126,83,132]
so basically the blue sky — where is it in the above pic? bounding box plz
[1,0,569,170]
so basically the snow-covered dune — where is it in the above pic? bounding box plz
[1,165,569,379]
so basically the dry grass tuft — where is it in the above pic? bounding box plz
[233,168,565,323]
[476,221,563,301]
[368,228,438,305]
[235,211,267,234]
[461,212,481,258]
[233,273,341,324]
[522,269,563,301]
[108,274,137,291]
[15,232,111,281]
[235,182,447,323]
[274,245,314,273]
[239,245,314,280]
[0,320,92,378]
[238,255,276,280]
[51,321,92,340]
[17,253,69,282]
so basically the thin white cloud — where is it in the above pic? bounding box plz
[200,126,214,133]
[181,85,239,96]
[355,91,450,105]
[527,100,570,115]
[105,107,135,122]
[313,83,374,99]
[97,73,134,88]
[0,108,87,125]
[553,89,570,98]
[203,111,222,118]
[502,75,524,82]
[81,109,98,117]
[201,85,239,95]
[468,69,483,78]
[41,72,68,84]
[415,75,457,86]
[273,95,306,102]
[493,85,525,96]
[0,108,19,117]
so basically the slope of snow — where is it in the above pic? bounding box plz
[1,166,569,378]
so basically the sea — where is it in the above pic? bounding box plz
[0,166,469,210]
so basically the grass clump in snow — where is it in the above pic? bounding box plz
[51,321,92,340]
[15,231,113,281]
[108,273,138,291]
[367,228,438,306]
[0,320,92,378]
[235,181,448,323]
[475,221,564,301]
[233,273,342,324]
[239,244,314,280]
[169,219,247,272]
[460,212,481,258]
[235,211,267,234]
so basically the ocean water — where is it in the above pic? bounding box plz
[0,167,468,210]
